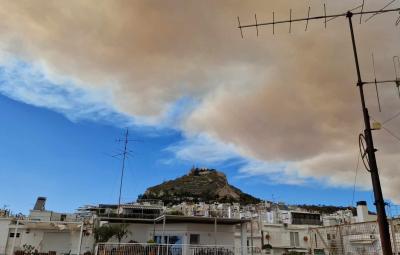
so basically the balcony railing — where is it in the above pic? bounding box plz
[98,213,162,220]
[95,243,261,255]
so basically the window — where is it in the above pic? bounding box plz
[290,232,299,247]
[168,236,182,245]
[60,214,66,221]
[327,234,331,240]
[9,233,20,238]
[154,235,168,244]
[154,235,183,245]
[190,234,200,245]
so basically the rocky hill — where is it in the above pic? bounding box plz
[139,168,261,205]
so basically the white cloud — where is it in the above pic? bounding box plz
[237,160,309,185]
[165,133,239,164]
[0,59,129,124]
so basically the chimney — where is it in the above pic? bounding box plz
[33,197,46,211]
[356,201,369,222]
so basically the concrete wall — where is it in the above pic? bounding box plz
[4,222,24,255]
[0,219,11,255]
[28,211,77,223]
[29,211,52,221]
[262,224,311,255]
[108,223,152,243]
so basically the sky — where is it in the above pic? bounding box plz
[0,0,399,214]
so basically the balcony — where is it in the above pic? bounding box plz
[96,243,261,255]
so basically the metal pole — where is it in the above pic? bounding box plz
[10,220,19,255]
[162,216,166,255]
[346,11,393,255]
[338,225,345,255]
[77,222,84,255]
[250,219,254,255]
[240,223,244,255]
[153,219,156,241]
[214,218,217,255]
[162,216,166,244]
[214,218,217,245]
[118,128,129,212]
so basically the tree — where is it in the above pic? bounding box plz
[112,224,130,244]
[93,225,115,243]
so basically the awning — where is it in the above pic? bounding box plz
[155,215,250,225]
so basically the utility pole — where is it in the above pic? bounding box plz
[237,3,400,254]
[347,12,392,255]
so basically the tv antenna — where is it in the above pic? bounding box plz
[237,1,400,255]
[112,128,139,213]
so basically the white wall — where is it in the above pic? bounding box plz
[29,211,52,221]
[109,223,152,243]
[5,224,83,255]
[41,232,71,253]
[261,224,311,255]
[5,222,23,255]
[0,219,11,255]
[356,205,377,223]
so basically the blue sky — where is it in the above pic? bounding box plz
[0,93,376,214]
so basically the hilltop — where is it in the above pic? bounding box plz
[139,168,261,205]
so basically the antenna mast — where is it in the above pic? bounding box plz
[117,128,129,213]
[237,2,400,255]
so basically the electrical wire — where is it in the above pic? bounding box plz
[351,154,360,207]
[371,116,400,143]
[382,110,400,125]
[382,125,400,143]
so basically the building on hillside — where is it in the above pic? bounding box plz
[82,200,164,219]
[322,210,354,227]
[167,202,243,219]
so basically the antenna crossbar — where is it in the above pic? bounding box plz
[364,0,397,22]
[364,79,400,85]
[238,8,400,29]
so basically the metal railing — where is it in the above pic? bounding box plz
[95,243,260,255]
[97,213,162,220]
[310,218,400,255]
